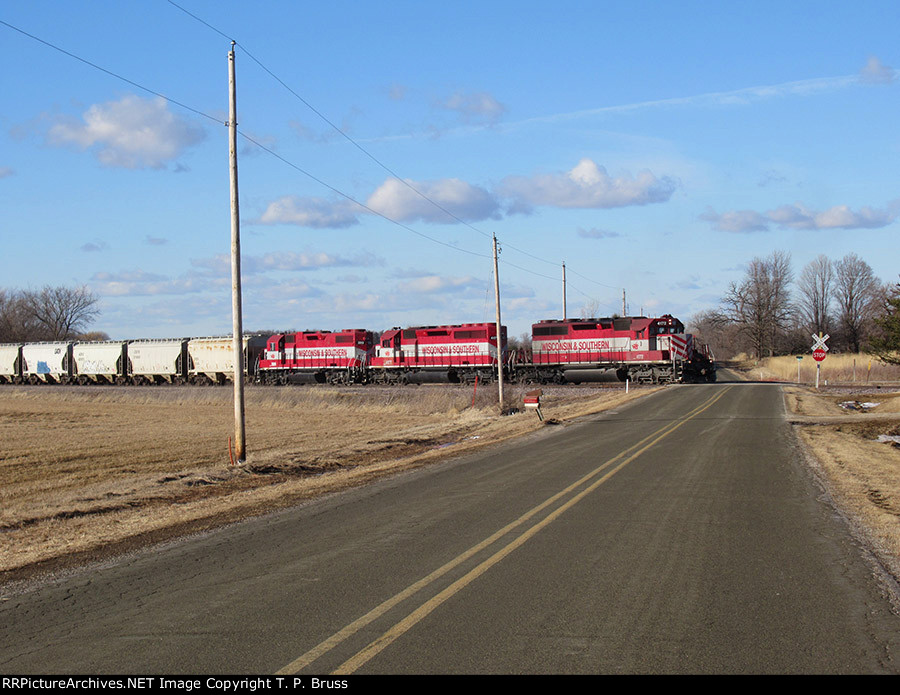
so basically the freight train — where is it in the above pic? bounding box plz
[0,314,715,386]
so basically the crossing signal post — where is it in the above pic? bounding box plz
[811,332,829,389]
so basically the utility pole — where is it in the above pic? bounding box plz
[562,261,567,321]
[492,234,504,411]
[228,42,246,462]
[622,289,627,317]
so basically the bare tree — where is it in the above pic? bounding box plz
[20,285,100,341]
[687,309,746,359]
[797,254,833,337]
[0,289,44,342]
[721,251,793,358]
[867,280,900,365]
[834,253,880,353]
[579,299,601,319]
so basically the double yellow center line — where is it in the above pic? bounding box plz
[277,386,732,675]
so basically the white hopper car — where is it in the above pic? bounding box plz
[0,336,266,385]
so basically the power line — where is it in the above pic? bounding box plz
[0,18,222,127]
[4,11,626,310]
[166,0,492,239]
[0,17,492,263]
[237,132,491,260]
[164,2,631,300]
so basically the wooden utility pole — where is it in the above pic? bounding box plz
[228,42,246,462]
[562,261,567,320]
[492,234,504,411]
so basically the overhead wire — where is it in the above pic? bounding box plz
[0,18,222,127]
[164,0,624,304]
[3,10,620,315]
[0,17,490,263]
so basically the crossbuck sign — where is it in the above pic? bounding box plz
[811,333,829,363]
[811,333,830,352]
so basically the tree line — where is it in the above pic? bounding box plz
[0,286,105,343]
[689,251,899,362]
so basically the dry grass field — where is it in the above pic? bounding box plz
[738,353,900,384]
[783,384,900,586]
[0,382,654,580]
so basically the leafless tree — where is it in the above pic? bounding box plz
[797,254,833,337]
[579,299,602,319]
[18,285,101,341]
[0,289,43,342]
[687,309,747,359]
[721,251,793,358]
[834,253,880,353]
[867,279,900,365]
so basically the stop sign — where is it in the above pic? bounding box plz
[813,348,826,362]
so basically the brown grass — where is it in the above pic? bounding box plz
[785,386,900,583]
[0,383,656,579]
[736,353,900,384]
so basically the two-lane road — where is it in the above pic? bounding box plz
[2,381,899,673]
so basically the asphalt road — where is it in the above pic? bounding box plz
[2,378,899,674]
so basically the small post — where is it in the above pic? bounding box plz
[523,389,543,421]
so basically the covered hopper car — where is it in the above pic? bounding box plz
[0,336,266,385]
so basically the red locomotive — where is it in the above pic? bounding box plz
[515,314,715,384]
[257,329,374,384]
[370,322,506,384]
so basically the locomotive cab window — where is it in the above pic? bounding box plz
[533,326,569,337]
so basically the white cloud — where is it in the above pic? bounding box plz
[367,177,500,223]
[767,202,896,230]
[698,208,770,233]
[47,95,205,169]
[191,250,380,277]
[513,74,860,130]
[700,200,898,233]
[257,196,361,228]
[388,83,407,101]
[859,56,896,84]
[577,227,622,239]
[91,269,210,296]
[500,158,677,212]
[395,274,484,294]
[438,90,506,123]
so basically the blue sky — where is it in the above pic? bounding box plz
[2,1,898,340]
